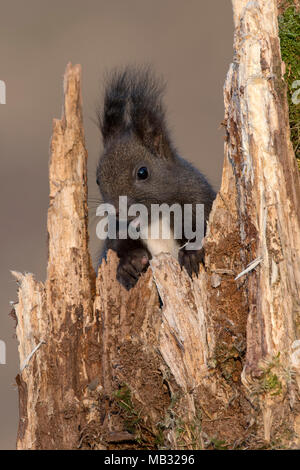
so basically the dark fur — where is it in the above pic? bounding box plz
[97,66,216,289]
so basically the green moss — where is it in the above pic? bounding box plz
[278,4,300,168]
[113,384,142,435]
[260,353,283,395]
[261,371,283,396]
[114,384,133,412]
[250,353,284,397]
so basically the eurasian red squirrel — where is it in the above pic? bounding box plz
[96,66,216,289]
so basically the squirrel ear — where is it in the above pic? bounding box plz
[152,133,173,159]
[138,117,174,159]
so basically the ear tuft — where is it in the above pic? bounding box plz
[98,70,131,144]
[98,66,175,159]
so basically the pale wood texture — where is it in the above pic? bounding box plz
[14,0,300,450]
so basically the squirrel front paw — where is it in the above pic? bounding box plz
[178,247,205,278]
[117,248,150,290]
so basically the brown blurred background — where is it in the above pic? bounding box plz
[0,0,233,449]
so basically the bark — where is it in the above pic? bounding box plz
[14,0,300,450]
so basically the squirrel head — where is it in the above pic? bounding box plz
[96,66,178,211]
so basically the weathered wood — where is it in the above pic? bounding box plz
[14,64,98,449]
[13,0,300,450]
[225,0,300,446]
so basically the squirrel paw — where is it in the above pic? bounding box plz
[117,248,150,290]
[178,247,205,278]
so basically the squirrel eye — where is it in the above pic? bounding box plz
[96,178,100,186]
[137,166,149,180]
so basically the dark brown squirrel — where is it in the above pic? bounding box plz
[96,66,216,290]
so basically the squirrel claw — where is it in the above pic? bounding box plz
[178,247,205,278]
[117,248,150,290]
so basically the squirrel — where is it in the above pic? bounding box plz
[96,66,216,290]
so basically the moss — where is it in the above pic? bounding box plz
[260,353,283,396]
[261,371,283,396]
[113,384,142,435]
[278,4,300,168]
[114,384,133,412]
[249,353,286,398]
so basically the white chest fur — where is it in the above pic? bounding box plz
[141,216,179,259]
